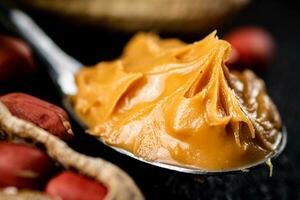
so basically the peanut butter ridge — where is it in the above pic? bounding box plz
[73,32,281,170]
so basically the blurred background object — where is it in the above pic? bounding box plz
[224,26,275,69]
[17,0,249,33]
[0,35,36,81]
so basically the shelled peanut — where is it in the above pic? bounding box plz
[224,26,275,69]
[0,93,74,140]
[0,35,36,81]
[0,142,54,190]
[0,93,143,200]
[46,172,108,200]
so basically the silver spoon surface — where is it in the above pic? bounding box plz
[0,3,287,175]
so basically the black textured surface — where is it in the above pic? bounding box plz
[1,0,300,199]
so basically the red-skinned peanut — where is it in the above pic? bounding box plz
[0,142,54,190]
[46,171,108,200]
[0,35,36,81]
[224,26,275,68]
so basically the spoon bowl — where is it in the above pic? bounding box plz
[63,95,287,175]
[113,130,286,175]
[102,128,287,175]
[0,2,287,175]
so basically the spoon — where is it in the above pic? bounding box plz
[0,2,287,175]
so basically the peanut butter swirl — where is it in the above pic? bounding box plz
[73,32,281,170]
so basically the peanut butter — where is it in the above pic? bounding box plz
[73,32,282,170]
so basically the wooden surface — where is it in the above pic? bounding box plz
[1,0,299,199]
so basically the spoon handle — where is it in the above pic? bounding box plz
[0,1,82,96]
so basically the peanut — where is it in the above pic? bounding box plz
[0,142,54,190]
[0,35,36,81]
[0,102,144,200]
[0,93,74,140]
[224,26,275,68]
[46,171,107,200]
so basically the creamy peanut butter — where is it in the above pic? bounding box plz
[73,32,282,170]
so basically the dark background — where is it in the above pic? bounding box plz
[1,0,300,199]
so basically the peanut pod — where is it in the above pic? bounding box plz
[0,102,144,200]
[0,189,52,200]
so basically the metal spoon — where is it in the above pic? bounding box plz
[0,2,287,175]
